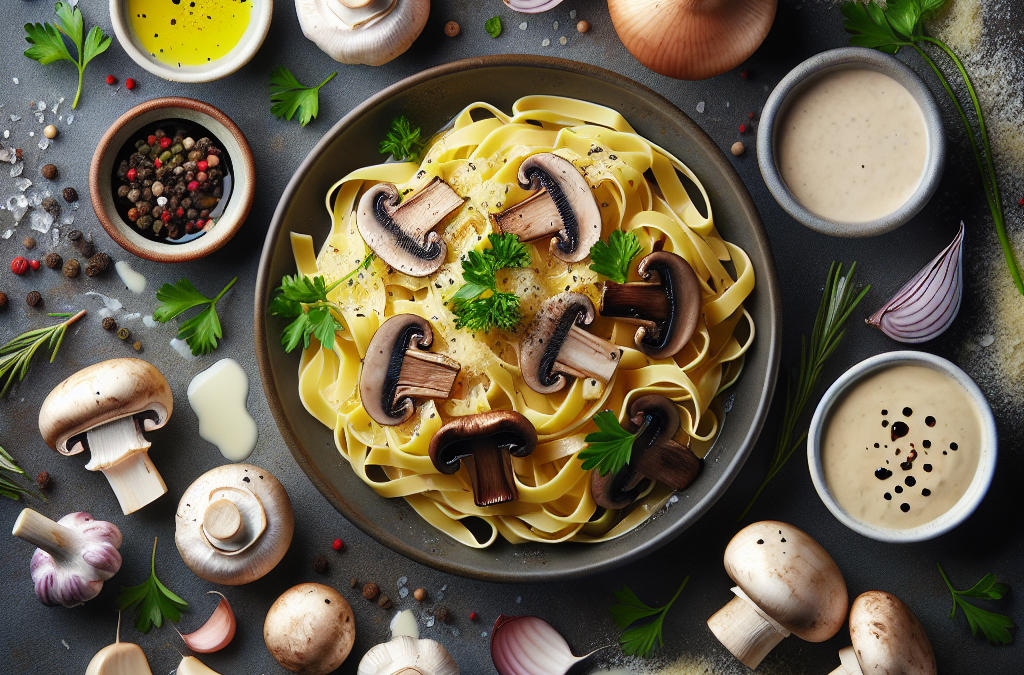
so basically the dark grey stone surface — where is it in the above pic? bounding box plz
[0,1,1019,674]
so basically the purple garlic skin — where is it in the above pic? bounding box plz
[29,512,122,607]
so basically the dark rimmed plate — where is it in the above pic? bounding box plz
[255,56,782,582]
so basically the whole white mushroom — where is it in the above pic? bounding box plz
[295,0,430,66]
[264,583,356,675]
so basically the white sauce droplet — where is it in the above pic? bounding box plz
[170,338,194,359]
[390,609,419,639]
[114,260,147,294]
[187,358,258,462]
[84,291,123,312]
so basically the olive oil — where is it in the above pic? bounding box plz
[127,0,253,68]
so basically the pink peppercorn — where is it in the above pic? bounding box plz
[187,180,199,191]
[161,211,171,223]
[469,612,479,621]
[125,78,136,90]
[176,207,185,218]
[154,158,162,169]
[147,135,157,146]
[159,137,172,150]
[28,259,40,270]
[332,538,344,551]
[197,160,208,172]
[11,257,29,275]
[749,112,755,119]
[105,75,116,85]
[740,70,749,79]
[739,124,747,133]
[127,168,137,181]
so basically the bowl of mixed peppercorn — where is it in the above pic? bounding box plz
[90,97,255,262]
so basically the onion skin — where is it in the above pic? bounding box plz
[179,592,236,653]
[491,614,598,675]
[867,223,965,343]
[608,0,777,80]
[503,0,565,13]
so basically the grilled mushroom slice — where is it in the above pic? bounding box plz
[591,394,702,509]
[519,292,622,395]
[600,251,702,359]
[356,177,464,277]
[428,411,538,507]
[361,314,461,426]
[493,153,601,263]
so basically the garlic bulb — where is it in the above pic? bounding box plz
[867,223,964,343]
[358,635,459,675]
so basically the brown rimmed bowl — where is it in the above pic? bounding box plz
[90,97,255,263]
[255,56,782,582]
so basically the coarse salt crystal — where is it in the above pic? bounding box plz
[12,78,18,85]
[552,20,559,30]
[519,21,527,30]
[34,112,44,124]
[980,334,995,347]
[14,177,32,191]
[67,113,74,125]
[559,36,567,45]
[541,38,550,46]
[10,114,20,122]
[570,10,577,19]
[10,162,23,177]
[2,130,8,139]
[1,229,11,240]
[397,576,408,587]
[399,587,409,598]
[38,137,50,150]
[697,101,706,113]
[37,101,46,111]
[29,209,54,234]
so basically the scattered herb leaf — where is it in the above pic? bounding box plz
[379,116,423,162]
[610,577,689,658]
[23,1,111,109]
[579,411,649,476]
[449,233,531,332]
[340,252,375,284]
[589,231,644,284]
[270,66,337,127]
[937,563,1015,645]
[116,538,188,634]
[269,274,346,353]
[0,444,43,501]
[0,310,86,397]
[485,16,503,38]
[738,262,868,520]
[153,277,237,356]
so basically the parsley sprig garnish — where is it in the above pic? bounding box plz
[269,274,346,353]
[270,66,337,127]
[610,577,689,658]
[485,16,503,38]
[379,116,424,162]
[589,231,643,284]
[841,0,1023,294]
[115,538,188,634]
[449,233,531,333]
[23,1,111,109]
[153,277,237,356]
[738,262,868,521]
[937,563,1015,645]
[579,411,649,476]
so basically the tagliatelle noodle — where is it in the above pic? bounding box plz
[288,96,755,547]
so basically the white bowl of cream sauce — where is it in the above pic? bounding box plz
[758,48,946,237]
[807,351,996,543]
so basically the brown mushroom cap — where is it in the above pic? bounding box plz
[38,358,173,456]
[516,153,602,263]
[429,411,538,474]
[360,314,444,425]
[265,583,355,675]
[355,181,450,277]
[849,591,936,675]
[617,251,702,359]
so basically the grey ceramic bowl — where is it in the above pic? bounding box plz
[807,351,997,543]
[255,56,782,582]
[757,47,945,237]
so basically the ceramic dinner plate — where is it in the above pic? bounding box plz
[255,56,782,582]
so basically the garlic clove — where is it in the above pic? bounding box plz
[491,615,601,675]
[867,223,965,343]
[85,642,154,675]
[176,656,223,675]
[179,591,237,653]
[357,635,459,675]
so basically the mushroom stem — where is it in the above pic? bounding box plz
[707,592,791,670]
[553,325,621,383]
[494,190,564,243]
[327,0,396,27]
[394,350,460,401]
[829,647,861,675]
[84,416,167,515]
[391,177,465,241]
[203,500,245,543]
[601,281,672,326]
[12,508,77,562]
[464,446,518,506]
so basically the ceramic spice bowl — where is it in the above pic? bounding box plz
[757,47,946,237]
[90,97,255,263]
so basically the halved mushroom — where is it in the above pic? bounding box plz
[38,359,173,515]
[830,591,936,675]
[295,0,430,66]
[356,177,464,277]
[519,292,622,395]
[493,153,602,263]
[428,411,538,507]
[591,394,702,509]
[600,251,702,359]
[361,314,461,426]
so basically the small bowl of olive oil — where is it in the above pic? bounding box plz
[109,0,273,83]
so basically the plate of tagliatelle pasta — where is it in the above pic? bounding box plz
[256,56,782,581]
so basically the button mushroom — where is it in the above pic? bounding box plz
[12,509,122,608]
[265,583,356,675]
[493,153,602,263]
[591,394,702,509]
[830,591,936,675]
[360,314,461,426]
[295,0,430,66]
[358,635,459,675]
[428,411,538,507]
[38,358,173,515]
[356,177,465,277]
[175,464,294,585]
[519,292,622,395]
[707,521,848,670]
[600,251,702,359]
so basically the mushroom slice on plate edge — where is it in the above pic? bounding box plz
[493,153,602,263]
[591,394,702,509]
[519,292,623,395]
[360,314,461,426]
[356,177,465,277]
[429,411,538,507]
[600,251,703,359]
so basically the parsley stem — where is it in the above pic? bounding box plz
[936,562,960,618]
[211,277,238,305]
[150,536,159,575]
[73,64,83,109]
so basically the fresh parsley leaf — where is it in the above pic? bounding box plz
[610,577,689,658]
[487,231,533,269]
[451,292,521,333]
[579,411,648,476]
[23,1,111,109]
[937,563,1015,645]
[589,231,643,284]
[840,1,905,53]
[379,116,423,162]
[485,16,503,38]
[270,66,337,127]
[116,538,188,634]
[154,277,237,356]
[449,234,531,332]
[269,274,346,352]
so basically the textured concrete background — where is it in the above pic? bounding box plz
[0,1,1020,674]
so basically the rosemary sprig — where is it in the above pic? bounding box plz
[0,310,86,397]
[737,263,869,521]
[0,444,43,501]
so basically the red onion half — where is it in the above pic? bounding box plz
[503,0,565,14]
[866,222,965,343]
[491,615,601,675]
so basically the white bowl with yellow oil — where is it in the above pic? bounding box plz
[110,0,273,83]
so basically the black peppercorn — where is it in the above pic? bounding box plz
[41,197,60,219]
[117,327,131,341]
[26,291,43,308]
[44,252,63,269]
[362,583,379,600]
[350,577,359,588]
[41,164,58,180]
[63,259,80,278]
[0,292,7,309]
[102,317,117,331]
[68,229,82,242]
[35,471,52,492]
[435,606,452,624]
[63,187,78,202]
[23,236,36,249]
[76,240,96,258]
[377,594,393,609]
[88,252,111,274]
[312,554,328,574]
